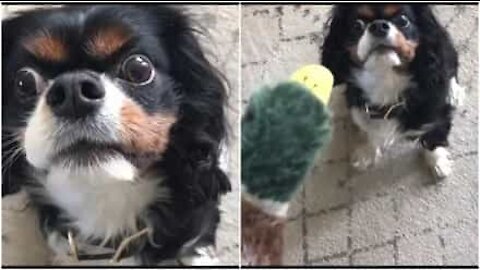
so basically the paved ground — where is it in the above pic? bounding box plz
[1,4,240,265]
[242,4,478,266]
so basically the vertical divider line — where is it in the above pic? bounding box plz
[237,2,242,268]
[346,117,354,265]
[301,185,309,264]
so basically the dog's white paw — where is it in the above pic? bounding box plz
[351,144,380,171]
[178,246,219,266]
[424,147,452,180]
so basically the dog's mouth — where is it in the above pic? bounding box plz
[367,44,398,57]
[373,44,396,52]
[52,140,126,166]
[51,138,160,170]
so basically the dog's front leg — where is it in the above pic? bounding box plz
[349,108,383,171]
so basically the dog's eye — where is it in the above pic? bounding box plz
[14,68,40,97]
[397,15,410,28]
[353,19,366,33]
[121,54,154,84]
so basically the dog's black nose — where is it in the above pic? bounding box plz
[369,20,390,38]
[46,72,105,119]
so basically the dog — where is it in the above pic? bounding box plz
[321,4,464,179]
[2,5,231,265]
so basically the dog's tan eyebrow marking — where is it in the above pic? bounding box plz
[384,5,401,17]
[85,26,132,58]
[358,5,375,19]
[22,32,68,62]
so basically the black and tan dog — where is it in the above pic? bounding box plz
[2,5,230,265]
[322,4,464,179]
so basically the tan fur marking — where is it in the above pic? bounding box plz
[241,199,285,266]
[86,27,131,58]
[23,33,67,62]
[395,32,418,62]
[384,5,401,17]
[347,45,362,64]
[120,101,176,155]
[358,5,375,19]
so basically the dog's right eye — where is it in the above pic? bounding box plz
[121,54,155,85]
[353,19,366,33]
[14,68,40,97]
[397,15,410,28]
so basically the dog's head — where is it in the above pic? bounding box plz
[3,6,228,190]
[321,4,457,85]
[343,4,419,64]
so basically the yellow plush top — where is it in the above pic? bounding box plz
[290,64,334,105]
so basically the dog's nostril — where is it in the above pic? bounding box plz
[80,81,104,100]
[47,73,105,119]
[370,21,390,37]
[47,85,66,107]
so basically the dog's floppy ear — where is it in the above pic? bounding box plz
[2,14,36,196]
[411,5,458,104]
[321,5,351,85]
[2,15,22,196]
[2,16,16,61]
[147,6,231,200]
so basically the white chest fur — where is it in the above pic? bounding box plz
[352,51,412,106]
[42,159,165,242]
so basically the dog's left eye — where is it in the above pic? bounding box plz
[353,19,366,33]
[14,68,41,97]
[397,15,410,28]
[121,54,154,84]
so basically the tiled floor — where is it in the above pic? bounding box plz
[242,4,478,266]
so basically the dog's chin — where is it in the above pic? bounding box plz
[362,45,402,67]
[53,141,125,167]
[50,141,139,182]
[365,44,396,58]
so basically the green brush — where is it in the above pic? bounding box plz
[241,65,334,265]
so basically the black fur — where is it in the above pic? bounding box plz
[2,5,230,265]
[321,4,458,150]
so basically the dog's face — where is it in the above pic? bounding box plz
[342,4,420,64]
[3,6,195,179]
